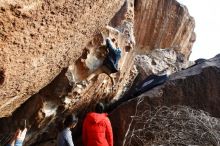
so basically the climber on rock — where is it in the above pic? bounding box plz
[86,38,122,88]
[103,38,122,73]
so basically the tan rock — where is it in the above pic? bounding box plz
[134,0,195,59]
[134,48,191,78]
[0,0,125,117]
[0,0,198,145]
[0,1,136,145]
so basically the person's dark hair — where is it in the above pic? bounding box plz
[64,114,78,128]
[95,102,105,113]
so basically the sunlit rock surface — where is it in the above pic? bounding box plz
[134,0,195,59]
[134,48,193,77]
[0,0,125,117]
[0,0,197,145]
[0,0,137,145]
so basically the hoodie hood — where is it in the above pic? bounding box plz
[86,112,108,124]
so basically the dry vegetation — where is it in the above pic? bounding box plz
[124,105,220,146]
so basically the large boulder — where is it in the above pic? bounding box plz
[0,0,137,145]
[0,0,125,117]
[0,0,196,145]
[0,0,196,118]
[110,54,220,146]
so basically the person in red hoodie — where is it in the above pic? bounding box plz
[82,102,113,146]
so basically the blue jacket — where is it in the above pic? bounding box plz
[57,128,74,146]
[104,39,122,73]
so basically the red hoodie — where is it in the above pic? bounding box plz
[82,112,113,146]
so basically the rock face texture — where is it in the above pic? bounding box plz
[0,0,195,118]
[0,0,125,117]
[110,54,220,146]
[0,0,137,145]
[0,0,196,145]
[134,48,192,78]
[134,0,195,59]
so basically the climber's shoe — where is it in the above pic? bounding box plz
[103,58,118,73]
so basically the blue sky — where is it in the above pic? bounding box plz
[177,0,220,60]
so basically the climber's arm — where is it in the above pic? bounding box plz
[106,38,116,54]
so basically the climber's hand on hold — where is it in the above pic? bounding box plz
[106,37,111,44]
[106,38,116,50]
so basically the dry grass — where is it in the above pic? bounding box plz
[124,105,220,146]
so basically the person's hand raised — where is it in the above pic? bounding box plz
[15,128,27,142]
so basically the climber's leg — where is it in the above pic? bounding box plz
[102,65,115,89]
